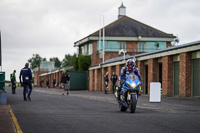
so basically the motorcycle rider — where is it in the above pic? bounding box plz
[117,59,142,100]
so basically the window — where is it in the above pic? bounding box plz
[88,44,93,55]
[157,42,167,50]
[138,42,166,52]
[105,41,118,51]
[146,42,157,52]
[119,42,126,50]
[97,41,126,52]
[81,45,88,55]
[81,46,84,55]
[138,42,145,52]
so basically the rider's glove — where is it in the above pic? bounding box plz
[118,81,121,87]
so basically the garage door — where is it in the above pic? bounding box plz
[193,59,200,96]
[174,62,179,96]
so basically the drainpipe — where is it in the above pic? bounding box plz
[99,64,102,91]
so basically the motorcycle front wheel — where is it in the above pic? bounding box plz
[130,94,137,113]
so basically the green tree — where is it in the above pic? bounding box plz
[50,57,61,68]
[78,55,91,71]
[73,56,79,70]
[43,58,47,61]
[28,54,42,69]
[62,54,76,67]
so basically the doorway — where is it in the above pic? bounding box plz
[174,62,179,96]
[145,65,148,94]
[192,59,199,96]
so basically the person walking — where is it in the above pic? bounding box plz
[61,68,70,95]
[19,63,33,101]
[110,72,118,94]
[104,72,109,94]
[10,70,17,94]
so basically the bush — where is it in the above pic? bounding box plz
[73,56,79,70]
[78,56,91,71]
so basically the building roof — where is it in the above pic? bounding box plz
[74,16,175,46]
[91,16,174,38]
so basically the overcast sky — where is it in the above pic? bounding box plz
[0,0,200,80]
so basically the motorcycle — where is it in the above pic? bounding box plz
[115,73,141,113]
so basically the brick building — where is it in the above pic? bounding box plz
[33,61,55,86]
[89,41,200,97]
[39,66,73,88]
[74,3,175,67]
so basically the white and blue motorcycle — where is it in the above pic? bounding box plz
[115,73,141,113]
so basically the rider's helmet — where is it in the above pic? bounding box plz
[127,59,135,70]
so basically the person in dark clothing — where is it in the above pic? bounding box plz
[52,79,56,88]
[40,80,43,87]
[61,69,70,95]
[110,72,118,94]
[46,80,49,88]
[10,70,17,94]
[104,72,109,94]
[19,63,32,101]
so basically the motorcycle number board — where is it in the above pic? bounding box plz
[149,82,161,103]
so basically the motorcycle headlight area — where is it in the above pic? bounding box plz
[131,83,136,88]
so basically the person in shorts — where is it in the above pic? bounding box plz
[61,68,70,95]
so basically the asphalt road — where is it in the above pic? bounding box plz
[6,87,200,133]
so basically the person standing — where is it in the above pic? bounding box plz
[46,80,49,88]
[110,72,118,94]
[104,72,109,94]
[52,79,56,88]
[19,63,33,101]
[10,70,17,94]
[61,69,70,95]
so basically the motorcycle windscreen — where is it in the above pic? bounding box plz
[128,73,137,81]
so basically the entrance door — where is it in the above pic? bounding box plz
[174,62,179,96]
[193,59,199,96]
[145,65,148,94]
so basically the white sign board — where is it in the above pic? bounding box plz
[149,82,161,102]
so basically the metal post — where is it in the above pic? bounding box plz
[99,15,101,56]
[103,15,105,63]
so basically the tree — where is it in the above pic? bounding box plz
[28,54,42,70]
[62,54,76,67]
[43,58,47,61]
[78,55,91,71]
[73,56,79,70]
[49,57,61,68]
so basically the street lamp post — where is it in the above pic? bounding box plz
[118,49,127,60]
